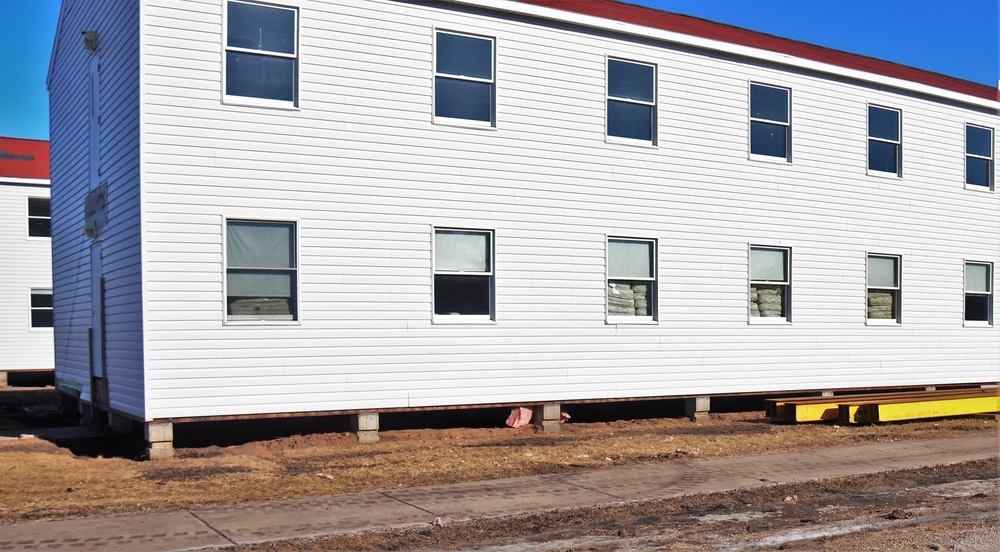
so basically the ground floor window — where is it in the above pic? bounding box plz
[750,246,790,321]
[607,238,656,320]
[965,262,992,324]
[226,219,297,320]
[434,228,494,319]
[867,254,900,322]
[30,288,53,328]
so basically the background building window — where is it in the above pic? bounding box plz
[607,59,656,143]
[28,198,50,237]
[225,0,298,104]
[607,238,656,319]
[867,254,900,322]
[434,229,493,317]
[750,246,790,320]
[750,83,790,159]
[966,124,994,188]
[965,262,992,324]
[226,220,297,320]
[868,106,901,174]
[434,31,495,124]
[30,289,53,328]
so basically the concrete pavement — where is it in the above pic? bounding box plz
[0,433,996,551]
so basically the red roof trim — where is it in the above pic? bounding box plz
[0,137,51,180]
[515,0,998,102]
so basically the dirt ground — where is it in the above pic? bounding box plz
[1,385,997,551]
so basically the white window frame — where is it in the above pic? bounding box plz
[432,29,496,129]
[29,288,53,330]
[606,57,657,147]
[867,104,902,177]
[866,254,901,325]
[749,82,791,162]
[222,0,300,109]
[223,217,300,325]
[749,245,791,324]
[965,123,994,191]
[432,227,495,324]
[27,197,51,239]
[606,237,657,324]
[964,261,993,326]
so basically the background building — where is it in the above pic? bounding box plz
[0,137,53,385]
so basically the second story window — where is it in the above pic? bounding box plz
[434,31,495,126]
[28,198,50,238]
[868,105,901,175]
[607,59,656,143]
[225,0,298,106]
[750,83,790,160]
[966,124,994,188]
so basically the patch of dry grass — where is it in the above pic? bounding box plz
[1,404,994,526]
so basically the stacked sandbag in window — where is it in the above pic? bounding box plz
[632,284,648,316]
[608,282,636,316]
[754,286,783,317]
[229,297,291,316]
[867,291,895,319]
[750,287,759,317]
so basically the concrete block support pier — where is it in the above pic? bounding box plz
[146,422,174,459]
[685,396,710,422]
[352,412,379,443]
[533,404,562,433]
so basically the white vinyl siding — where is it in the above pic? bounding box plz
[49,0,997,421]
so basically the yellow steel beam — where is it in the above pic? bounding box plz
[842,395,1000,424]
[770,389,995,423]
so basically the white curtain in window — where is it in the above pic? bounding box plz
[966,263,991,292]
[228,221,294,268]
[436,230,489,272]
[868,256,898,288]
[751,248,787,282]
[609,240,653,279]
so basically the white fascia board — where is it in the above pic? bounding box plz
[0,177,51,187]
[444,0,1000,111]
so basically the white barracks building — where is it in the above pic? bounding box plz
[48,0,998,457]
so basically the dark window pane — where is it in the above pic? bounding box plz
[28,198,50,217]
[608,60,653,102]
[608,100,652,141]
[435,77,492,122]
[228,1,295,54]
[751,121,787,157]
[31,309,54,328]
[967,157,991,186]
[965,294,990,322]
[868,140,898,173]
[750,84,788,122]
[966,125,992,157]
[29,218,51,237]
[868,107,899,141]
[436,33,492,79]
[435,275,490,315]
[226,51,295,101]
[31,293,53,308]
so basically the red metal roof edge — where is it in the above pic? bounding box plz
[515,0,998,103]
[0,137,51,180]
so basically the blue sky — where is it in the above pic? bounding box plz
[1,0,997,140]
